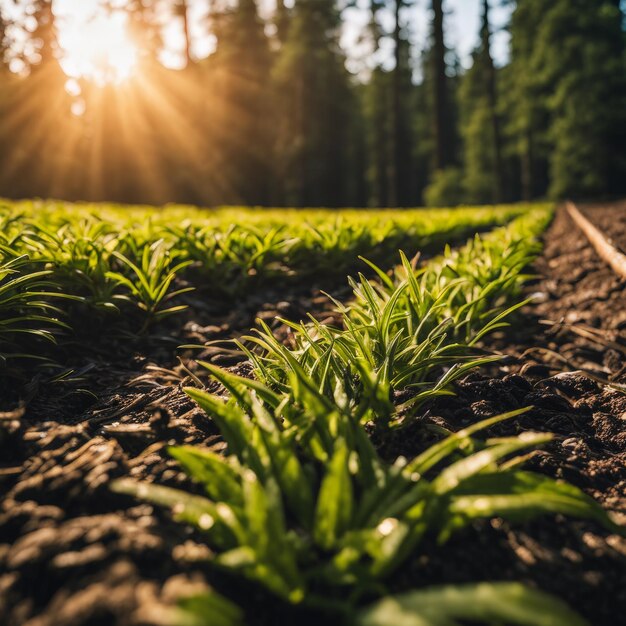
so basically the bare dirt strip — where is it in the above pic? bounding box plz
[384,203,626,626]
[1,204,625,626]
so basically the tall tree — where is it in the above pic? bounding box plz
[362,0,390,206]
[362,0,416,207]
[421,0,461,204]
[208,0,274,204]
[458,0,505,203]
[274,0,291,45]
[363,68,392,206]
[506,0,626,199]
[0,5,10,70]
[431,0,449,170]
[389,0,402,206]
[33,0,58,67]
[479,0,503,202]
[174,0,193,66]
[389,0,416,206]
[503,0,549,199]
[543,0,626,198]
[273,0,355,206]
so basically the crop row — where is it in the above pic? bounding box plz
[0,200,527,371]
[113,205,622,625]
[1,202,526,295]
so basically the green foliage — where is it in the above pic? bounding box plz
[112,377,618,623]
[356,582,587,626]
[0,199,524,301]
[544,1,626,198]
[238,207,552,428]
[272,0,356,206]
[107,240,193,333]
[460,103,496,204]
[0,254,68,366]
[457,0,503,205]
[109,202,621,625]
[423,168,466,207]
[0,198,529,370]
[159,582,586,626]
[137,590,246,626]
[505,0,626,199]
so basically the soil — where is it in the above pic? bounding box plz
[584,201,626,253]
[1,204,626,626]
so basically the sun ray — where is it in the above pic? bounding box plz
[58,9,138,85]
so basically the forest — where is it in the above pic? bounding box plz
[0,0,624,208]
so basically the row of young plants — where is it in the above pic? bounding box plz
[3,201,524,277]
[0,200,526,372]
[113,205,623,625]
[1,202,525,302]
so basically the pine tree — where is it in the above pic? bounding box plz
[361,0,416,207]
[506,0,626,199]
[479,0,502,201]
[274,0,291,46]
[459,0,504,203]
[503,0,546,199]
[0,5,10,70]
[542,0,626,197]
[208,0,274,204]
[389,0,416,206]
[431,0,449,170]
[421,1,461,204]
[273,0,355,206]
[174,0,193,66]
[363,67,392,206]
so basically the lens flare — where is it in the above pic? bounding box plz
[59,11,138,85]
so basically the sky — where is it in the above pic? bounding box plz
[442,0,513,67]
[446,0,512,66]
[340,0,513,78]
[1,0,514,77]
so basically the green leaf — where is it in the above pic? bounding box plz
[198,360,282,410]
[175,592,245,626]
[443,471,625,536]
[239,471,305,601]
[405,407,534,476]
[248,398,316,529]
[169,446,244,507]
[431,432,553,495]
[110,478,237,548]
[355,582,587,626]
[184,387,267,477]
[314,438,354,550]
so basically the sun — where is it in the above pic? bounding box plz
[58,11,138,85]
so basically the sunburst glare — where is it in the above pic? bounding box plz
[58,10,138,85]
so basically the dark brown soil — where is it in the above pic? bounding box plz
[583,201,626,253]
[386,203,626,626]
[0,279,349,626]
[1,204,626,626]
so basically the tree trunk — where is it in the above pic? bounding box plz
[521,127,533,201]
[481,0,503,202]
[35,0,57,68]
[432,0,448,171]
[389,0,402,206]
[181,0,192,66]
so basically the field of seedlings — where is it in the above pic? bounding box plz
[1,200,625,626]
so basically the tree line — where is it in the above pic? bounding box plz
[0,0,624,207]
